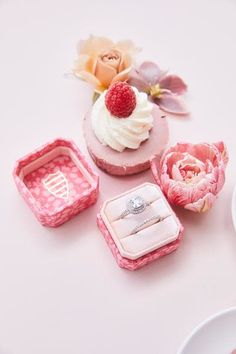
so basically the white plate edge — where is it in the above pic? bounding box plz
[177,306,236,354]
[231,184,236,232]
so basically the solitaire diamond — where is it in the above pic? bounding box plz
[126,195,146,215]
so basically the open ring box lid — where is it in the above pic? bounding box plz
[13,138,99,227]
[97,183,184,270]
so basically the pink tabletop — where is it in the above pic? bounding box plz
[1,0,236,353]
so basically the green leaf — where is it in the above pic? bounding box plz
[92,91,101,103]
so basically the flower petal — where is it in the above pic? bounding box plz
[111,67,131,85]
[119,52,133,72]
[158,142,227,211]
[138,61,162,85]
[185,193,217,212]
[190,176,214,203]
[210,166,225,195]
[74,54,90,71]
[78,35,114,56]
[74,54,96,75]
[95,59,117,87]
[171,164,184,181]
[128,68,149,92]
[73,70,102,89]
[157,93,189,114]
[115,40,140,55]
[162,178,193,206]
[213,141,229,166]
[160,151,185,177]
[184,143,224,166]
[159,74,187,94]
[74,35,139,91]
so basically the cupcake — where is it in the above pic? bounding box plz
[83,82,169,176]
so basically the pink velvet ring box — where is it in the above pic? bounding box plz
[13,138,99,227]
[97,183,184,270]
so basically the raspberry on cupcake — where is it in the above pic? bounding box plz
[105,82,136,118]
[83,82,169,175]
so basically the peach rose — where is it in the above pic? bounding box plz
[73,35,139,93]
[151,142,228,212]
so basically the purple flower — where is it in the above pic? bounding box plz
[128,61,188,114]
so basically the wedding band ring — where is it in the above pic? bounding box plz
[118,195,151,219]
[131,215,162,235]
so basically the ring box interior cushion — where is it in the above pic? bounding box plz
[97,183,183,270]
[13,138,99,227]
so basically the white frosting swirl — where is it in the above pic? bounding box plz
[91,87,153,152]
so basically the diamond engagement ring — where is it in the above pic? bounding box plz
[130,215,163,235]
[118,195,151,219]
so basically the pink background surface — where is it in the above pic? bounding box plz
[1,0,236,353]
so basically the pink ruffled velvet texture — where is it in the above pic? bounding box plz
[151,142,228,212]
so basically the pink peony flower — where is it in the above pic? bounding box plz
[73,35,139,93]
[128,61,188,114]
[151,142,228,212]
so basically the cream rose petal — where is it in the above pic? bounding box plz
[95,59,117,87]
[74,54,91,72]
[111,67,132,85]
[74,35,139,90]
[119,53,133,73]
[115,40,140,55]
[78,35,114,57]
[74,70,101,87]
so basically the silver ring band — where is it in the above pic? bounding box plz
[130,215,162,235]
[118,195,151,220]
